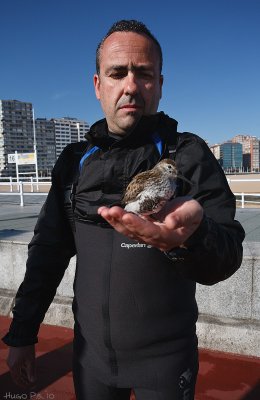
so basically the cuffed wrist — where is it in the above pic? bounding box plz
[2,320,39,347]
[164,215,210,262]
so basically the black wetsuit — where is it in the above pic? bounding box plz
[3,113,245,400]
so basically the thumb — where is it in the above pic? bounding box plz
[26,358,36,383]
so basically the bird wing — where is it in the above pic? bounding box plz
[123,171,153,204]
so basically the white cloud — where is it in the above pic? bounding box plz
[51,91,70,100]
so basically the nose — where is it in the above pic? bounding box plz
[124,72,139,95]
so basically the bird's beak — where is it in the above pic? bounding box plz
[176,174,193,186]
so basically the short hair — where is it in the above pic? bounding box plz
[96,19,163,75]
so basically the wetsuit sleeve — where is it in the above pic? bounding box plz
[2,145,77,347]
[165,133,245,285]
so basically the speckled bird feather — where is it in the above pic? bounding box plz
[123,158,179,215]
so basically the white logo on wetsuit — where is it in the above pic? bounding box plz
[121,242,152,249]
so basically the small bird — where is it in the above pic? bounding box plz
[123,158,180,215]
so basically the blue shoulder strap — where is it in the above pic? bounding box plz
[152,132,163,156]
[79,134,163,172]
[79,145,99,172]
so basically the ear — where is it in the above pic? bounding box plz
[159,74,164,99]
[93,74,101,100]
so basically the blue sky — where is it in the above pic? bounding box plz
[1,0,259,144]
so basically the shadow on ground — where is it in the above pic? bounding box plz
[0,229,31,239]
[0,342,73,398]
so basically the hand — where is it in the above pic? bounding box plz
[7,345,36,388]
[98,197,203,251]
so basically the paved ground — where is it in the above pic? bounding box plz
[0,194,259,242]
[0,197,260,399]
[1,316,260,400]
[234,208,260,242]
[0,195,46,242]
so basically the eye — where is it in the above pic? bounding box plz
[137,71,153,80]
[110,72,126,79]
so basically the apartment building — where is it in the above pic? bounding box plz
[219,142,243,172]
[209,144,221,161]
[35,118,56,176]
[250,137,260,172]
[53,117,89,158]
[232,134,260,171]
[0,100,90,177]
[0,99,35,177]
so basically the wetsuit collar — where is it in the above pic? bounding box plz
[85,112,178,149]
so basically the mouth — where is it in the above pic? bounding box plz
[119,104,142,111]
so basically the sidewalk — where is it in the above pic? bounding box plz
[1,198,260,242]
[0,201,260,399]
[1,316,260,400]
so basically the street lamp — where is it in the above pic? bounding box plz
[32,108,39,191]
[76,122,80,142]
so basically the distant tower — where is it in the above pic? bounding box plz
[35,118,56,176]
[209,144,221,161]
[53,117,89,159]
[0,101,91,177]
[232,135,260,172]
[220,142,243,172]
[0,100,34,177]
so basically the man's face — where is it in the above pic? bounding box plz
[94,31,163,135]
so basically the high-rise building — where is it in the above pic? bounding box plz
[209,144,221,161]
[232,135,252,153]
[220,142,243,172]
[0,100,90,177]
[250,137,260,172]
[0,100,35,177]
[53,117,89,158]
[232,134,260,171]
[35,118,56,176]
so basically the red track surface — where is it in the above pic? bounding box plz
[1,316,259,399]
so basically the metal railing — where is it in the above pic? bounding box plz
[0,177,50,193]
[234,193,260,208]
[0,176,51,183]
[0,178,260,208]
[226,177,260,208]
[227,178,260,183]
[0,181,48,206]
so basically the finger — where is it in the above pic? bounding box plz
[98,207,141,238]
[99,206,160,237]
[164,200,203,228]
[10,369,30,388]
[26,358,36,384]
[9,359,34,388]
[121,213,162,242]
[98,206,124,225]
[98,205,125,219]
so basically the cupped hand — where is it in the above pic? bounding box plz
[98,197,203,251]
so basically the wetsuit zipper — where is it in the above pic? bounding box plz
[102,230,119,378]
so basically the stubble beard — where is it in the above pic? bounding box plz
[111,110,143,136]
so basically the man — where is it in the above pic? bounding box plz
[3,20,244,399]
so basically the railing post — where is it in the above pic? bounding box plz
[30,176,34,193]
[10,176,13,193]
[241,193,244,209]
[19,181,24,207]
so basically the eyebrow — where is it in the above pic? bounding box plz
[105,64,153,74]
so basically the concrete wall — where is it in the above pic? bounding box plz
[1,239,259,357]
